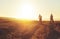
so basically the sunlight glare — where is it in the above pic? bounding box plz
[15,4,38,20]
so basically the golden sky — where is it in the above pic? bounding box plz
[0,0,60,21]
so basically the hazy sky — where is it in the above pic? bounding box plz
[0,0,60,20]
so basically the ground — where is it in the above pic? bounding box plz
[0,17,60,39]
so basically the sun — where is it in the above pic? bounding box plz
[14,4,38,20]
[20,4,34,19]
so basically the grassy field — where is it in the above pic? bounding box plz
[0,17,60,39]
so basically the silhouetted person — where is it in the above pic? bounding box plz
[39,14,42,24]
[50,14,54,24]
